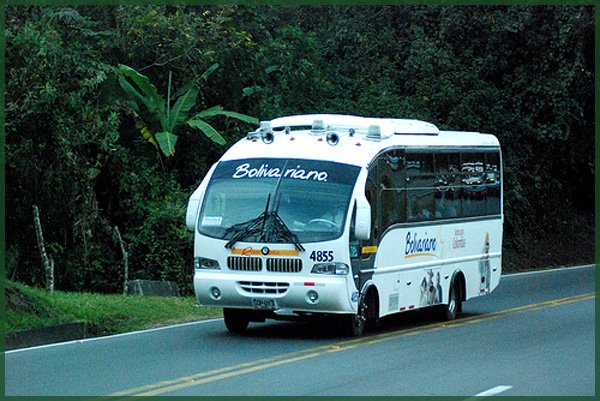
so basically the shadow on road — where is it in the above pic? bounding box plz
[212,308,485,341]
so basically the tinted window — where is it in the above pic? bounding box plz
[460,152,486,217]
[371,148,501,232]
[378,150,406,230]
[485,152,501,215]
[434,152,461,218]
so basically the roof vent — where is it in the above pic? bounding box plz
[365,125,382,141]
[310,119,326,135]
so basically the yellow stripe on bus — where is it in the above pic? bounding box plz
[231,248,300,256]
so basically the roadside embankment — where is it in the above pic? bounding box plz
[4,280,221,350]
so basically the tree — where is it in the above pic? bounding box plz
[4,5,594,292]
[117,63,258,170]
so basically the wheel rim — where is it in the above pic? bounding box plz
[448,297,456,313]
[353,300,367,332]
[447,284,457,315]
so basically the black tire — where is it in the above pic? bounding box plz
[223,308,250,333]
[340,295,368,337]
[439,280,461,321]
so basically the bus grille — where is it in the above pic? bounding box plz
[266,258,302,273]
[238,281,289,295]
[227,256,262,271]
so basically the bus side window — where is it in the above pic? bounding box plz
[485,152,501,215]
[434,152,460,218]
[460,152,486,217]
[406,152,435,222]
[378,149,406,232]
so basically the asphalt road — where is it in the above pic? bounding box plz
[4,265,595,396]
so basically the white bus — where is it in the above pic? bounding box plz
[186,114,503,336]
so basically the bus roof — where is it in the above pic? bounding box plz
[220,114,500,167]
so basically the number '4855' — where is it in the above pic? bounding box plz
[309,250,333,262]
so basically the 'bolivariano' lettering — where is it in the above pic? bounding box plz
[232,163,328,182]
[405,231,438,257]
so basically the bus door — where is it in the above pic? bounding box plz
[349,170,378,294]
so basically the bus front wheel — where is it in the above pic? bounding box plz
[223,308,250,333]
[340,297,368,337]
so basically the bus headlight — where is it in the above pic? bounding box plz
[195,257,221,270]
[311,262,349,275]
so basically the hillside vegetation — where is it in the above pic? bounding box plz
[5,6,595,296]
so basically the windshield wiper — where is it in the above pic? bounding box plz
[264,209,305,251]
[224,195,305,252]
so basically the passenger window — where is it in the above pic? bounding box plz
[461,152,486,217]
[434,152,460,218]
[485,152,501,215]
[378,150,406,230]
[406,152,434,187]
[405,152,435,222]
[371,149,500,226]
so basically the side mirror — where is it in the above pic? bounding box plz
[185,197,201,232]
[185,163,217,232]
[354,196,371,241]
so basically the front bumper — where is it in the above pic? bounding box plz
[194,270,356,314]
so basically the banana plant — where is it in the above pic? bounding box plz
[117,64,258,158]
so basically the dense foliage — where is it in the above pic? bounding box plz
[4,5,595,294]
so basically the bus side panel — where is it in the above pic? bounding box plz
[372,219,502,318]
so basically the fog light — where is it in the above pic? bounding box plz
[209,286,222,300]
[307,290,319,304]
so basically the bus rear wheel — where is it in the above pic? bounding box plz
[223,308,250,333]
[439,280,462,321]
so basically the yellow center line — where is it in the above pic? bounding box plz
[106,292,595,397]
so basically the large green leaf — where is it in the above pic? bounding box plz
[119,65,159,99]
[191,106,224,119]
[187,119,227,145]
[118,64,167,130]
[168,85,199,132]
[216,110,259,125]
[191,106,259,125]
[155,131,178,157]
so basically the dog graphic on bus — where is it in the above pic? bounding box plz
[479,232,491,293]
[420,270,442,307]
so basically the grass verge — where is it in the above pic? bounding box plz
[4,280,222,338]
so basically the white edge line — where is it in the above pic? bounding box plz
[5,264,595,354]
[474,385,513,397]
[4,318,224,354]
[503,264,595,278]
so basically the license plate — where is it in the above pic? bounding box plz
[252,298,277,310]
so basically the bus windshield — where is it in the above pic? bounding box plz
[198,158,361,244]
